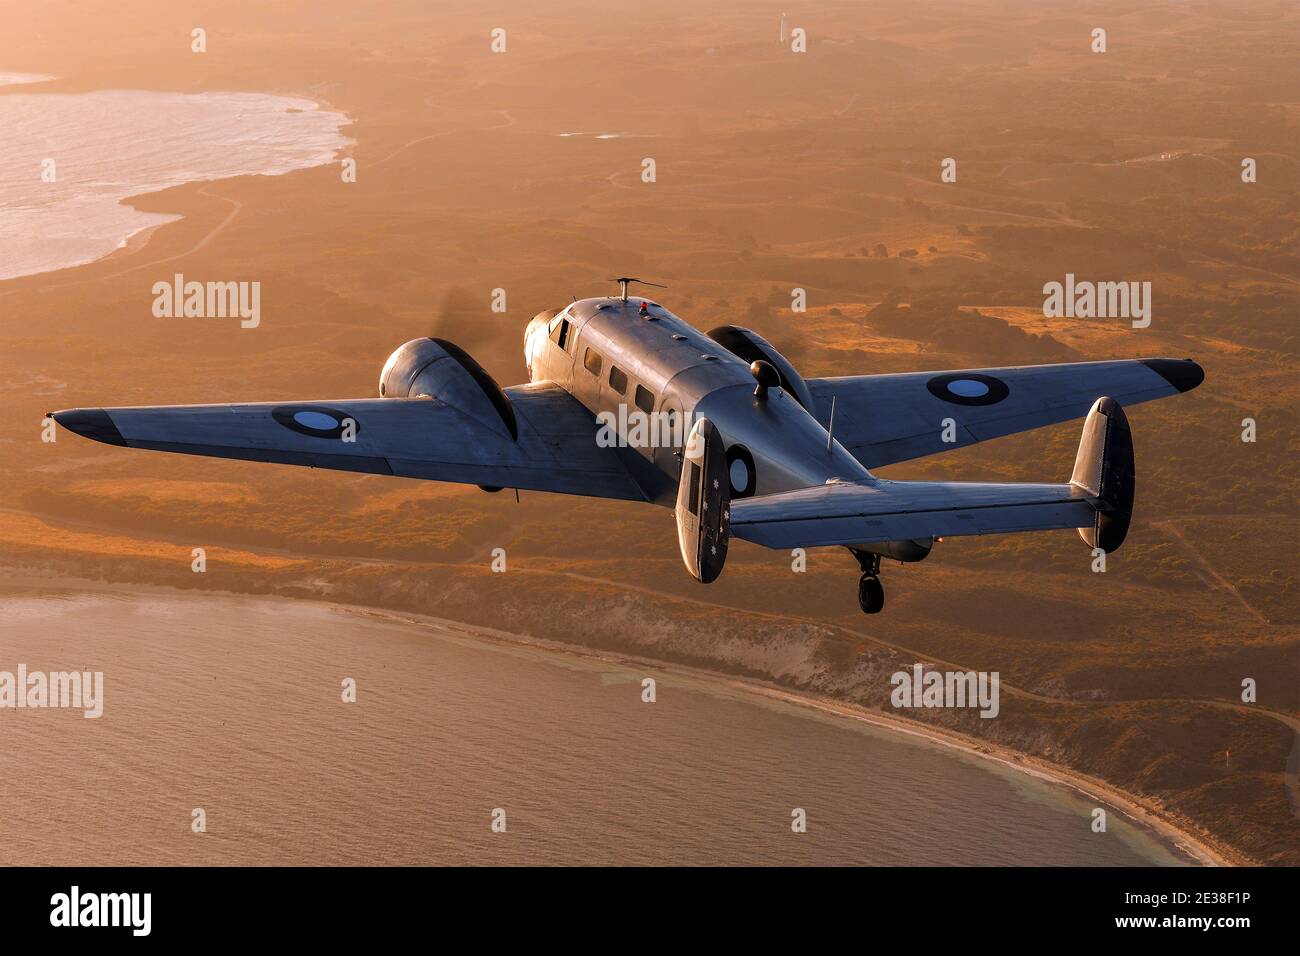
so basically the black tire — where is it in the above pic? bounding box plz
[858,574,884,614]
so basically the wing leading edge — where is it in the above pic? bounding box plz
[52,383,648,502]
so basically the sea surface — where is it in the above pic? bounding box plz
[0,587,1191,865]
[0,85,350,280]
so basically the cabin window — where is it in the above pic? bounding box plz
[634,384,655,414]
[608,366,628,394]
[583,347,603,376]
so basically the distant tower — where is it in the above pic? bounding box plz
[780,12,789,45]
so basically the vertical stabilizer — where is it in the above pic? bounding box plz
[1070,397,1135,552]
[675,417,731,582]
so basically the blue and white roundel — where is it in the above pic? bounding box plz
[946,379,990,398]
[272,405,359,439]
[925,373,1010,407]
[729,457,748,492]
[724,444,757,498]
[293,410,342,431]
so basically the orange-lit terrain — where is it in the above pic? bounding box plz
[0,0,1296,864]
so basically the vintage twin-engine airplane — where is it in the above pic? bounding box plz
[53,278,1203,613]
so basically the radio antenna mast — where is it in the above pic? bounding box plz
[609,277,667,302]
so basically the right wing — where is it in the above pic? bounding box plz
[809,357,1201,469]
[52,382,648,501]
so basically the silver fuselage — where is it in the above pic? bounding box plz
[524,297,870,506]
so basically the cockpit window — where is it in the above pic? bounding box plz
[608,366,628,394]
[634,384,655,414]
[583,347,603,376]
[548,317,570,351]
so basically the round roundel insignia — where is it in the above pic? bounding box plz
[272,405,359,439]
[925,373,1010,407]
[725,444,756,498]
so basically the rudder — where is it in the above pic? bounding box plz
[1070,397,1135,553]
[674,417,731,582]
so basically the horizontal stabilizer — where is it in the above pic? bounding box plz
[729,478,1096,550]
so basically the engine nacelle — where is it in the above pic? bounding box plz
[706,325,815,413]
[379,337,517,440]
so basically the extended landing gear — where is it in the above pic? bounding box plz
[851,549,885,614]
[858,573,884,614]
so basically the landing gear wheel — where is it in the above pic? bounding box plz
[858,573,885,614]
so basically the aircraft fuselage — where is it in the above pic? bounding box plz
[524,296,869,507]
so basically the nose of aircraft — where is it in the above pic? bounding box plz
[523,314,546,374]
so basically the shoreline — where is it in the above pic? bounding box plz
[0,87,351,285]
[341,603,1233,868]
[0,568,1238,867]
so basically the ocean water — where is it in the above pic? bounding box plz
[0,587,1191,866]
[0,88,350,280]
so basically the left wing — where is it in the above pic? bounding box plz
[52,382,649,501]
[809,357,1201,469]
